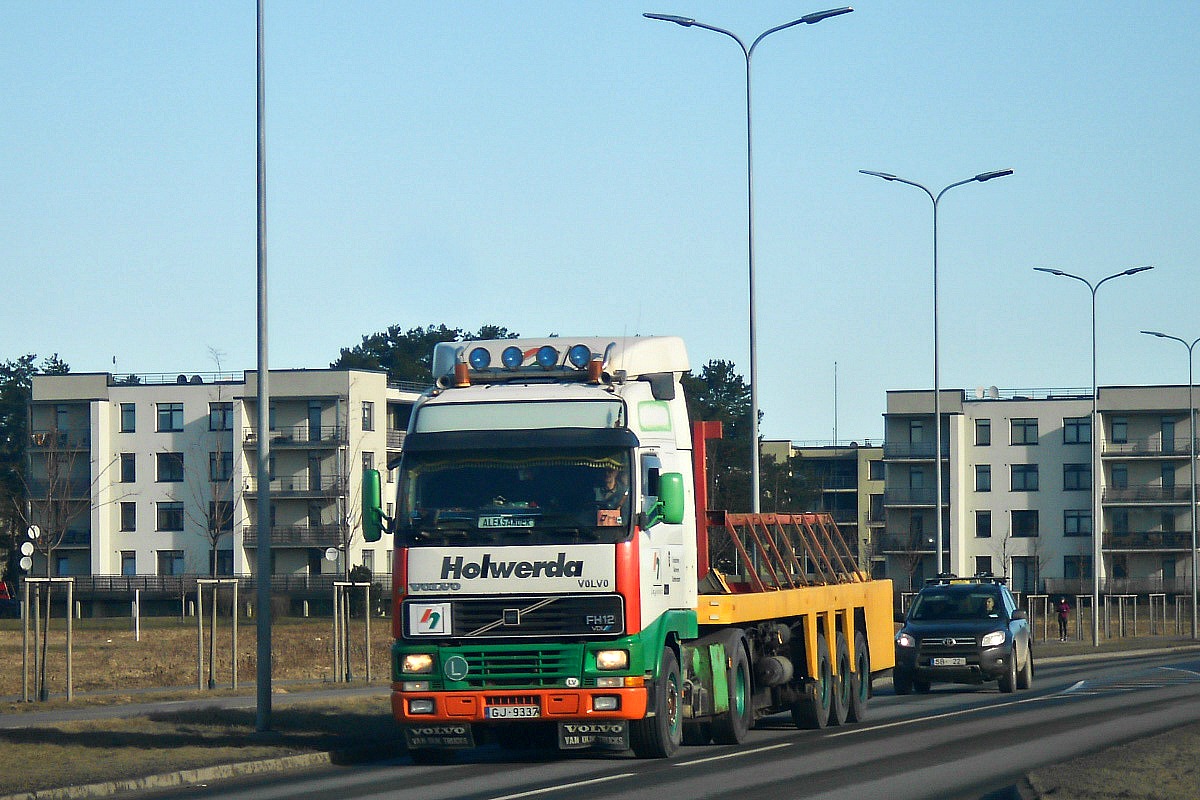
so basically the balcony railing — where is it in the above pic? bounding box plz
[1102,484,1196,504]
[26,480,91,500]
[242,524,346,547]
[875,533,935,554]
[883,442,948,460]
[243,425,346,448]
[1103,438,1197,457]
[243,477,347,497]
[387,430,407,450]
[1103,530,1196,550]
[883,487,947,507]
[29,429,90,450]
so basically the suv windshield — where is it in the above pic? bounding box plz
[397,446,632,546]
[909,590,1004,621]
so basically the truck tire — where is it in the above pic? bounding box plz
[631,647,683,758]
[846,630,870,723]
[829,633,851,726]
[791,633,832,729]
[998,651,1017,694]
[1017,644,1034,690]
[711,633,753,744]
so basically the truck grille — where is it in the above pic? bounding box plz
[404,595,625,639]
[456,644,582,688]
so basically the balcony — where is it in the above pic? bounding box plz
[883,442,948,460]
[243,425,347,450]
[1103,530,1195,551]
[29,429,90,451]
[26,479,91,500]
[243,476,347,498]
[883,487,946,507]
[1103,438,1197,458]
[242,525,346,548]
[387,430,407,450]
[1102,484,1195,505]
[875,533,934,554]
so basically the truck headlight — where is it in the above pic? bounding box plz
[593,696,620,711]
[895,632,916,648]
[403,653,435,674]
[981,631,1007,648]
[595,649,629,670]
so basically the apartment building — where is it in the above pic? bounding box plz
[27,369,424,580]
[761,439,885,570]
[879,386,1197,595]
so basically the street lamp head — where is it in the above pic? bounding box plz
[859,169,897,181]
[974,168,1014,182]
[643,12,695,26]
[1033,267,1065,276]
[1141,330,1169,339]
[1124,265,1154,276]
[801,7,854,24]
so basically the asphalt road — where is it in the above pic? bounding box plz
[116,649,1200,800]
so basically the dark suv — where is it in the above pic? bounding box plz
[893,575,1033,694]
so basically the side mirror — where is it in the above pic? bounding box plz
[362,469,384,542]
[658,472,685,525]
[1011,608,1028,621]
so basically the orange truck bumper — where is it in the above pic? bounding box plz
[392,685,649,724]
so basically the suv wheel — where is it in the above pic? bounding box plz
[998,653,1017,694]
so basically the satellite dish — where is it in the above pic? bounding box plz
[988,386,999,399]
[27,525,41,540]
[20,542,34,557]
[975,387,985,399]
[176,374,188,384]
[324,547,340,562]
[19,556,33,571]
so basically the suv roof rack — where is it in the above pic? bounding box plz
[924,572,1009,587]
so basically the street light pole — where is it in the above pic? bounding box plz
[860,169,1013,578]
[1034,265,1154,646]
[1140,330,1200,640]
[645,7,853,513]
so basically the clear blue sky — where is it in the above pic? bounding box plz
[3,2,1197,443]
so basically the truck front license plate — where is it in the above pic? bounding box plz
[931,657,967,666]
[486,705,540,719]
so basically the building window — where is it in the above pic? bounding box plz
[1012,509,1039,537]
[157,402,184,432]
[209,402,234,431]
[1010,418,1039,445]
[909,419,925,443]
[1111,464,1128,489]
[216,550,234,575]
[362,401,375,432]
[55,555,71,577]
[1111,509,1130,535]
[1064,555,1092,580]
[120,453,136,483]
[120,501,137,532]
[975,556,992,576]
[120,403,136,433]
[362,451,374,472]
[975,465,991,492]
[869,460,885,481]
[1111,416,1128,444]
[208,501,234,532]
[975,419,991,446]
[156,502,184,531]
[210,451,233,482]
[1063,463,1091,491]
[1064,510,1092,537]
[1162,511,1177,534]
[1011,464,1039,492]
[157,550,185,576]
[1063,416,1090,444]
[976,510,992,538]
[156,452,185,482]
[362,549,375,573]
[121,551,137,576]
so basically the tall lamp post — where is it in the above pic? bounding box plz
[860,168,1013,577]
[1140,330,1199,640]
[1034,265,1154,646]
[645,7,853,513]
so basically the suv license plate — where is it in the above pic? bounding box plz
[486,705,539,719]
[932,657,967,666]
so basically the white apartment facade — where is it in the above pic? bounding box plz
[880,386,1197,596]
[28,368,424,581]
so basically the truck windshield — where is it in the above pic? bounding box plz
[397,447,632,546]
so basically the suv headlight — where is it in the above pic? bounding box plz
[980,631,1007,648]
[896,632,916,648]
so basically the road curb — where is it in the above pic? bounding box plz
[0,744,403,800]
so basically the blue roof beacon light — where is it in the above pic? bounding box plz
[567,344,592,369]
[468,347,491,370]
[536,345,559,369]
[501,346,524,369]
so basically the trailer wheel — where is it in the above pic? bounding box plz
[631,647,683,758]
[711,633,753,744]
[791,633,832,730]
[846,630,870,723]
[829,633,851,726]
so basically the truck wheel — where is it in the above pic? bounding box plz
[829,633,851,726]
[791,633,832,729]
[631,647,683,758]
[682,722,712,746]
[1017,645,1034,690]
[711,633,753,744]
[893,667,913,695]
[998,651,1017,694]
[846,631,870,723]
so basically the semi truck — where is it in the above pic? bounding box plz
[362,336,894,760]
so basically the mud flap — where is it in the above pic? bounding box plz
[557,721,630,751]
[404,723,475,749]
